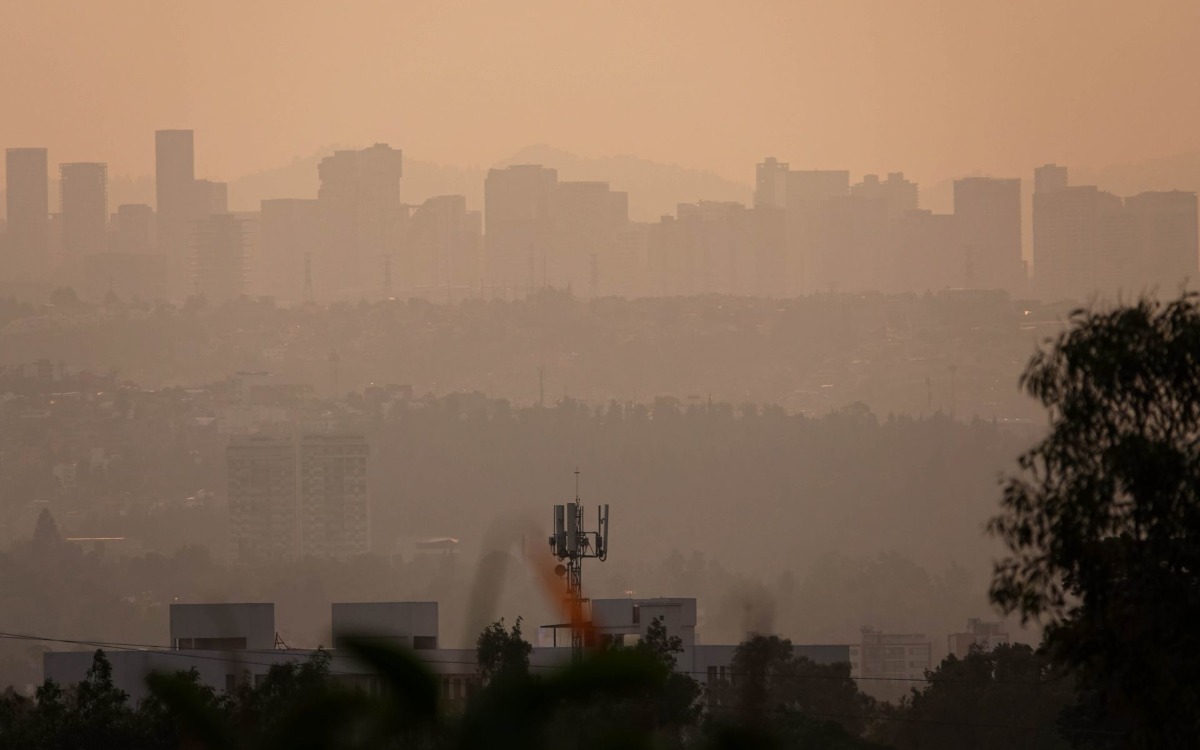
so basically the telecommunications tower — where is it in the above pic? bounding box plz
[549,470,610,662]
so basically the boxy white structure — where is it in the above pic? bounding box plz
[331,602,439,650]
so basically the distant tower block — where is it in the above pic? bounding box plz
[548,471,610,662]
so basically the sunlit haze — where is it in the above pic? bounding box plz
[4,0,1199,185]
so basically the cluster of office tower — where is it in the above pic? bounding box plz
[3,134,1196,304]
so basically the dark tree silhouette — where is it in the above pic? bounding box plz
[475,617,532,686]
[989,294,1200,748]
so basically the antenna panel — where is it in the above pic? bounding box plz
[554,504,566,555]
[566,502,579,553]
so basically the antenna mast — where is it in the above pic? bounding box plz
[549,470,610,663]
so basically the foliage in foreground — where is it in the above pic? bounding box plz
[990,294,1200,748]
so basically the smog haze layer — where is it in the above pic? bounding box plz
[3,0,1199,187]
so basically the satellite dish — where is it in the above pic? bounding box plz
[554,564,567,578]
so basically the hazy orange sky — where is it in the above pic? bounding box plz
[3,0,1199,189]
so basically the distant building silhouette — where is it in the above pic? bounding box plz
[5,147,49,280]
[156,130,197,298]
[484,164,558,294]
[850,627,932,703]
[784,168,850,294]
[754,156,789,209]
[953,177,1023,294]
[59,162,108,258]
[1032,166,1128,301]
[851,173,918,220]
[1033,163,1068,195]
[948,618,1010,659]
[317,143,404,299]
[1032,165,1197,301]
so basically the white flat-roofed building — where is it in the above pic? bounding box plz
[331,602,439,650]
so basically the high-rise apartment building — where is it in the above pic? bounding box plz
[317,144,404,299]
[59,162,108,258]
[785,169,850,295]
[754,157,789,209]
[228,436,300,563]
[1033,166,1129,301]
[5,147,49,279]
[851,173,919,220]
[483,164,558,294]
[156,130,197,298]
[298,434,369,558]
[1033,163,1069,195]
[953,177,1023,295]
[228,433,369,562]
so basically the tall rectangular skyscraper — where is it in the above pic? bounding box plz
[60,162,108,258]
[5,148,49,279]
[156,129,196,298]
[484,164,558,293]
[317,143,404,299]
[954,177,1023,295]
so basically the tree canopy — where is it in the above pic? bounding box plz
[989,294,1200,747]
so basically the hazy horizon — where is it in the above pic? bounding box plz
[4,0,1200,191]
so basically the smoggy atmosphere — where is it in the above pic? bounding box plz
[2,3,1199,749]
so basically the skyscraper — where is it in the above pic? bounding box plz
[851,172,919,220]
[755,157,789,209]
[785,169,849,294]
[953,177,1023,295]
[59,162,108,258]
[1032,166,1129,301]
[5,148,49,280]
[155,130,196,298]
[317,143,404,298]
[483,164,558,293]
